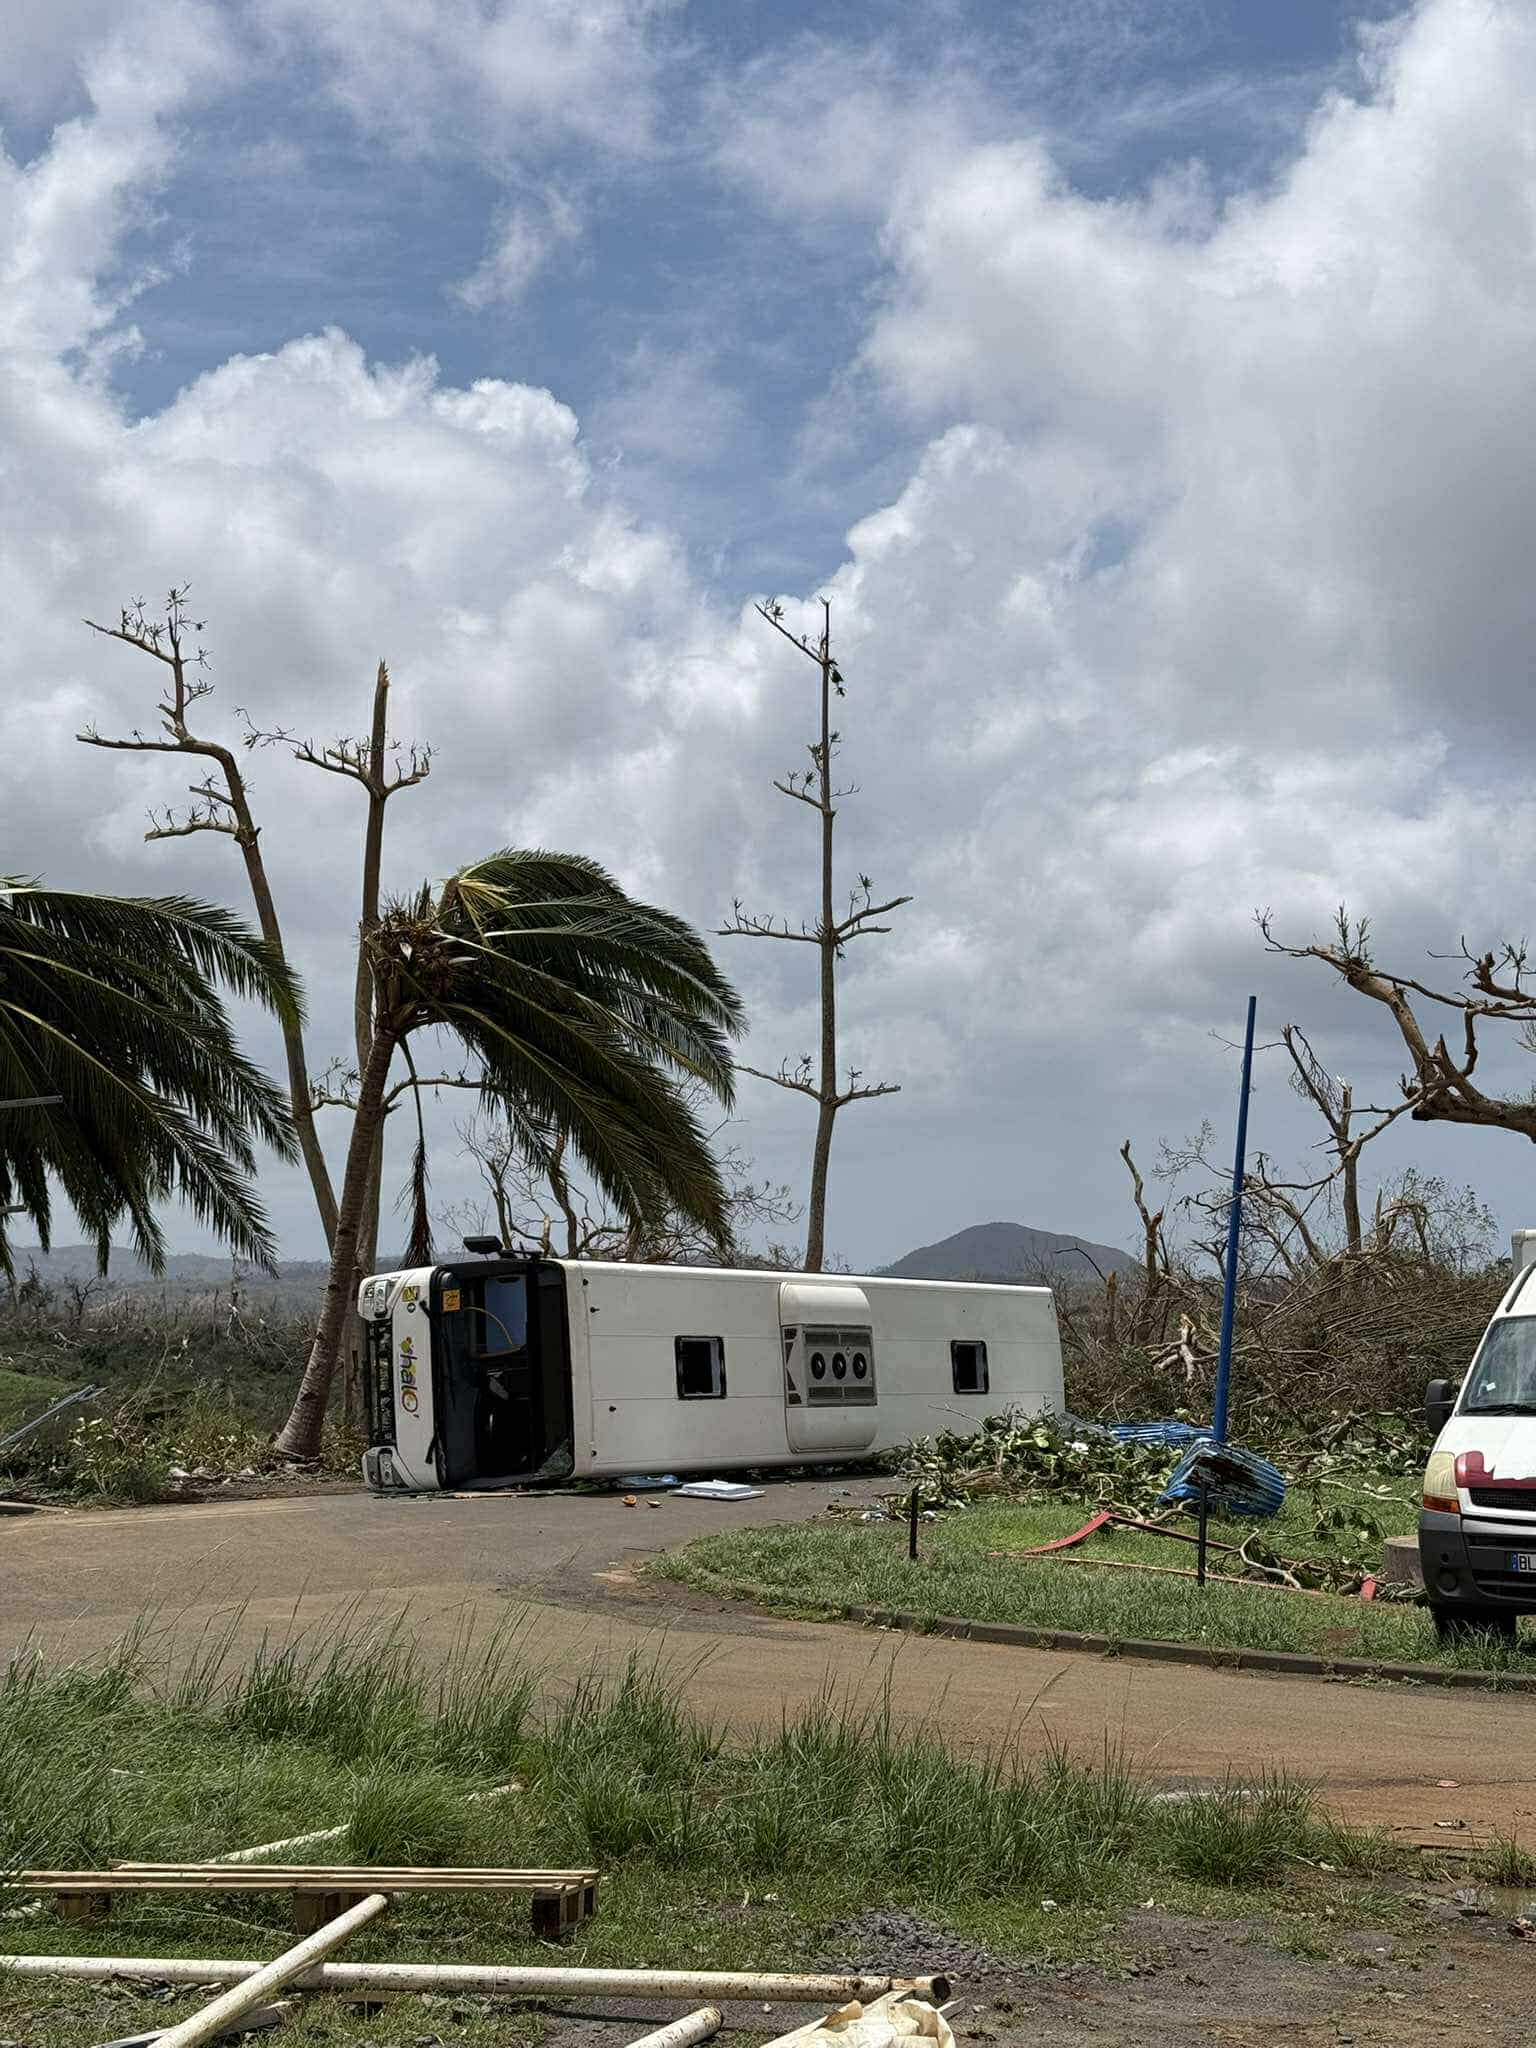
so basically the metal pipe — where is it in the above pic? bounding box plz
[626,2008,723,2048]
[0,1383,102,1457]
[0,1959,948,2004]
[142,1892,390,2048]
[1211,994,1257,1445]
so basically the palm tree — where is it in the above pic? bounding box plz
[0,879,298,1275]
[274,851,744,1459]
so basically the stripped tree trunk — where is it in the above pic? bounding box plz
[275,1028,397,1461]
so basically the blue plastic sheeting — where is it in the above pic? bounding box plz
[1157,1438,1287,1519]
[1108,1421,1207,1450]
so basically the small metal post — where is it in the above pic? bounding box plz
[1196,1480,1210,1589]
[907,1487,919,1561]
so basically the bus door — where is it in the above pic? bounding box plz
[431,1262,573,1486]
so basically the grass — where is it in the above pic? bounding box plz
[0,1608,1405,2048]
[651,1493,1535,1674]
[0,1367,70,1441]
[1475,1833,1536,1887]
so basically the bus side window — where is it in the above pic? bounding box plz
[951,1339,989,1395]
[676,1336,727,1399]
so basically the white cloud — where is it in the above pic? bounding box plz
[452,188,583,312]
[7,0,1536,1269]
[708,38,991,226]
[252,0,678,158]
[0,0,230,359]
[863,0,1536,748]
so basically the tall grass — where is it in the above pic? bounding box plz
[347,1768,478,1865]
[1157,1774,1316,1886]
[0,1610,1380,1926]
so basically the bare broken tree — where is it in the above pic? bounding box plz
[1262,906,1536,1145]
[1275,1023,1415,1257]
[1118,1139,1169,1339]
[241,671,432,1297]
[78,593,337,1242]
[444,1093,802,1265]
[78,592,433,1419]
[720,598,910,1270]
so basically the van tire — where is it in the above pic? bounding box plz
[1430,1603,1519,1644]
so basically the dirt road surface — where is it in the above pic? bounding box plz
[2,1479,1530,1831]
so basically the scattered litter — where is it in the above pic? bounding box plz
[1453,1887,1491,1917]
[760,1990,954,2048]
[676,1481,765,1501]
[1509,1917,1536,1941]
[623,1497,639,1508]
[1437,1780,1461,1789]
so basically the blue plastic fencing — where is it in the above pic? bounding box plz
[1157,1437,1287,1519]
[1108,1421,1208,1451]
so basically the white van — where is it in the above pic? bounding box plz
[1420,1230,1536,1639]
[358,1249,1063,1493]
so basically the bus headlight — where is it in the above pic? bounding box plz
[1423,1449,1459,1514]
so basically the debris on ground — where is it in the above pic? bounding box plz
[881,1414,1417,1599]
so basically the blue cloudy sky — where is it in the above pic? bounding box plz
[6,0,1536,1270]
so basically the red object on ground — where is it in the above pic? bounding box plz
[1016,1510,1113,1555]
[1359,1576,1378,1601]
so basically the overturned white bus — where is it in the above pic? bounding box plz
[359,1251,1063,1492]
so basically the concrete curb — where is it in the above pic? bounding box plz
[841,1604,1536,1694]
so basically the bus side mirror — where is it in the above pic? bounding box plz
[1424,1378,1454,1435]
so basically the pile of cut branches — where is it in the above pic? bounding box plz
[891,1414,1184,1517]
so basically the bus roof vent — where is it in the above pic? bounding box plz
[779,1280,871,1328]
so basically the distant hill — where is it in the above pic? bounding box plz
[880,1221,1137,1286]
[4,1245,331,1306]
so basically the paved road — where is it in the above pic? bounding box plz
[3,1480,1529,1832]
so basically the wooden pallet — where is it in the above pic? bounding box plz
[15,1866,600,1939]
[1388,1825,1494,1858]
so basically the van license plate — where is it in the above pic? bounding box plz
[1508,1553,1536,1573]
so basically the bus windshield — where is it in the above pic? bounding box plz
[1464,1316,1536,1415]
[465,1275,528,1358]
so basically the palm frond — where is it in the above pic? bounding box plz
[0,881,299,1276]
[374,851,744,1250]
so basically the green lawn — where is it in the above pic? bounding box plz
[0,1608,1419,2048]
[652,1490,1533,1672]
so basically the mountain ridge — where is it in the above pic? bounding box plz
[878,1219,1136,1285]
[6,1220,1135,1299]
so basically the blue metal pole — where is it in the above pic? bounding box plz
[1211,994,1257,1446]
